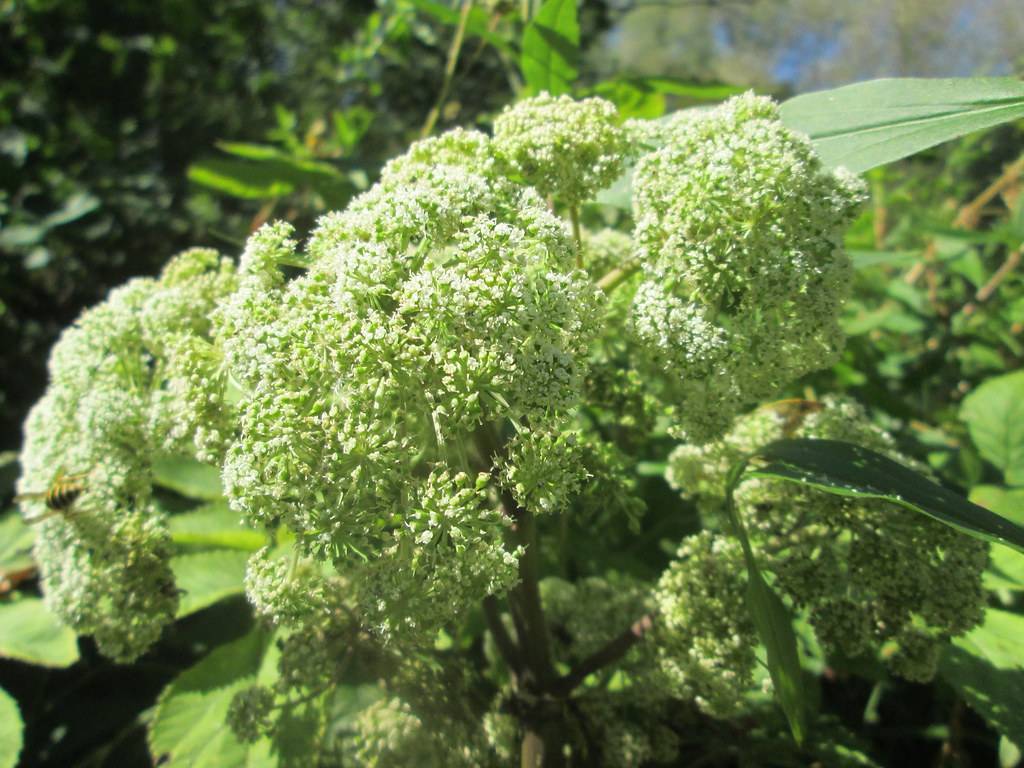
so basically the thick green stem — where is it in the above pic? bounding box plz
[569,206,583,268]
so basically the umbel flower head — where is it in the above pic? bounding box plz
[630,93,867,442]
[17,249,237,661]
[656,396,988,715]
[215,126,603,643]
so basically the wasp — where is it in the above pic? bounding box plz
[14,469,89,524]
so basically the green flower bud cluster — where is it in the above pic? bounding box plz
[663,396,988,687]
[18,248,236,661]
[630,93,867,442]
[492,93,630,205]
[213,125,603,645]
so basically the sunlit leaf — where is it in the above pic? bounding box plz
[169,501,264,552]
[171,549,250,618]
[940,608,1024,747]
[780,77,1024,172]
[0,686,22,768]
[520,0,578,96]
[749,439,1024,553]
[153,457,223,501]
[149,629,276,768]
[961,371,1024,486]
[0,596,79,667]
[970,486,1024,591]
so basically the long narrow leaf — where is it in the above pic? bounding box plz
[779,77,1024,172]
[749,439,1024,553]
[725,463,807,744]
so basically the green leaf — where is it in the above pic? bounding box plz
[726,464,806,744]
[940,608,1024,747]
[149,629,276,768]
[961,371,1024,486]
[848,249,921,269]
[0,686,22,768]
[406,0,512,54]
[153,457,223,501]
[970,486,1024,591]
[171,549,250,618]
[520,0,578,96]
[0,596,79,667]
[188,158,295,199]
[169,501,264,552]
[749,439,1024,554]
[0,510,34,574]
[779,77,1024,173]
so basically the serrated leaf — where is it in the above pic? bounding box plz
[961,371,1024,486]
[0,596,79,667]
[149,629,275,768]
[153,457,223,501]
[940,608,1024,747]
[749,439,1024,554]
[726,465,806,744]
[520,0,578,96]
[0,686,21,768]
[171,549,250,618]
[779,77,1024,173]
[169,501,264,552]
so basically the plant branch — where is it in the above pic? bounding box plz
[484,594,524,678]
[953,153,1024,229]
[420,0,474,139]
[552,613,656,696]
[596,262,640,293]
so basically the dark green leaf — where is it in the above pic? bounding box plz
[749,439,1024,553]
[961,371,1024,486]
[726,464,806,744]
[779,77,1024,173]
[0,596,79,667]
[153,457,223,501]
[0,686,21,768]
[520,0,578,96]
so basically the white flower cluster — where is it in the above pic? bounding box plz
[659,396,988,707]
[214,126,603,644]
[492,93,630,205]
[18,248,237,660]
[630,93,867,442]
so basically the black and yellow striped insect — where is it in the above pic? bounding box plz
[14,468,89,524]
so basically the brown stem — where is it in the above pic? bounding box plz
[953,153,1024,229]
[552,613,655,697]
[961,246,1022,316]
[420,0,474,138]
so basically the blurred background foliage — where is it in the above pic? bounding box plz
[2,0,1024,765]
